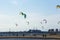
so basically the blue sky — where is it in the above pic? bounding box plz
[0,0,57,15]
[0,0,60,31]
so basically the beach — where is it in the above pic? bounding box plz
[0,34,60,39]
[0,38,59,40]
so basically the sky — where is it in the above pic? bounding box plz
[0,0,60,32]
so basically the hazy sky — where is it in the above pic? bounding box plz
[0,0,60,31]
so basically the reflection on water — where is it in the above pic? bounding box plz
[0,38,59,40]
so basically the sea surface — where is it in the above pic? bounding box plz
[0,38,59,40]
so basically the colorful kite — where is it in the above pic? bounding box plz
[56,5,60,8]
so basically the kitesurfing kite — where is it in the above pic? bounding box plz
[57,21,60,24]
[19,12,26,19]
[41,26,44,29]
[56,5,60,8]
[26,21,29,25]
[15,23,18,27]
[43,19,47,24]
[40,19,47,29]
[40,22,42,24]
[40,19,47,24]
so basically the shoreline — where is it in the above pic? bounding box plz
[0,35,60,39]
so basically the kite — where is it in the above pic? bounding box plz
[19,12,26,19]
[15,23,18,27]
[41,26,44,29]
[40,22,42,24]
[40,19,47,29]
[26,21,29,25]
[40,19,47,25]
[43,19,47,24]
[56,5,60,8]
[57,21,60,24]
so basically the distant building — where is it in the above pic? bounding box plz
[56,29,58,32]
[28,29,41,33]
[48,29,54,32]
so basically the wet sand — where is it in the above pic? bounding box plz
[0,35,60,39]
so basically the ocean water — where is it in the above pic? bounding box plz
[0,38,59,40]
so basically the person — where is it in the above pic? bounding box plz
[23,34,25,36]
[42,34,46,38]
